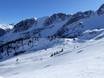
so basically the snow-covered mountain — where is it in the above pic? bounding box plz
[0,24,13,37]
[0,3,104,78]
[0,24,13,30]
[1,4,104,61]
[0,6,103,42]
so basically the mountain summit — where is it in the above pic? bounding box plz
[0,4,104,61]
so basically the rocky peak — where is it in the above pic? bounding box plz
[83,10,94,17]
[51,13,68,21]
[13,18,36,32]
[97,4,104,15]
[64,10,94,26]
[72,10,94,19]
[43,13,69,26]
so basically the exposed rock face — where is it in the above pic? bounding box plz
[97,4,104,15]
[43,13,69,26]
[13,18,36,32]
[0,24,13,37]
[65,10,94,26]
[83,10,94,17]
[54,11,94,38]
[0,28,6,36]
[1,4,104,61]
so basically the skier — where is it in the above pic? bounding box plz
[60,48,63,52]
[16,58,19,64]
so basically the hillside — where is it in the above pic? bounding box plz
[0,3,104,78]
[0,38,104,78]
[0,4,104,60]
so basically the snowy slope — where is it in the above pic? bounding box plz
[0,38,104,78]
[1,4,104,78]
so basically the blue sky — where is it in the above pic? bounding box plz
[0,0,104,24]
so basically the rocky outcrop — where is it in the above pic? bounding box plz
[0,28,6,37]
[43,13,69,26]
[64,10,94,26]
[13,18,36,32]
[97,4,104,15]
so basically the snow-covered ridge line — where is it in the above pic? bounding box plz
[1,4,104,62]
[0,24,13,30]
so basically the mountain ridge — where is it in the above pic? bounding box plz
[0,4,104,61]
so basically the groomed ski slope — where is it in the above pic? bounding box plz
[0,38,104,78]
